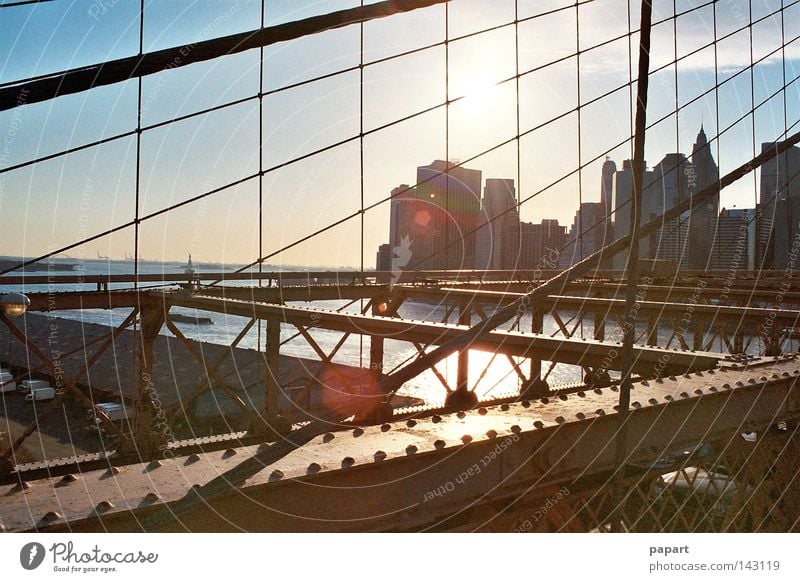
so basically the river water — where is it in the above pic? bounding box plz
[3,258,778,406]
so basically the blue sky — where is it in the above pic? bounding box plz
[0,0,798,267]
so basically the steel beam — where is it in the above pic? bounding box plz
[169,294,720,375]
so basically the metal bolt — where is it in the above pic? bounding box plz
[185,454,201,465]
[648,398,658,405]
[406,445,418,455]
[695,371,703,376]
[748,378,757,384]
[269,469,284,481]
[307,462,322,474]
[478,407,488,415]
[694,389,703,395]
[680,392,689,399]
[708,369,716,375]
[632,401,642,408]
[95,501,114,513]
[104,466,121,477]
[576,412,586,420]
[655,377,664,383]
[486,429,498,439]
[380,423,392,432]
[323,432,336,443]
[759,376,768,382]
[555,416,566,424]
[595,409,605,416]
[146,460,162,471]
[41,511,61,523]
[12,480,31,492]
[683,373,691,379]
[511,424,522,434]
[577,391,586,398]
[722,383,731,389]
[709,386,719,392]
[771,374,779,379]
[58,474,77,486]
[735,381,744,387]
[353,427,365,437]
[142,493,160,504]
[434,439,446,449]
[540,397,550,404]
[521,400,531,408]
[558,394,568,401]
[610,386,619,392]
[431,415,442,423]
[374,451,387,462]
[222,448,237,458]
[406,420,417,428]
[457,411,466,419]
[341,457,355,468]
[782,371,791,377]
[669,376,676,381]
[533,420,544,429]
[664,395,674,401]
[594,388,603,395]
[461,435,473,444]
[641,380,650,386]
[501,404,510,411]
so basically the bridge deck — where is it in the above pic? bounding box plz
[1,355,795,532]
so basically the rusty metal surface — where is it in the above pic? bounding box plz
[1,355,797,532]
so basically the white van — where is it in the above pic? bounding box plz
[0,371,15,393]
[19,379,50,393]
[25,386,56,401]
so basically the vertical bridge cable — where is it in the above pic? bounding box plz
[612,0,653,532]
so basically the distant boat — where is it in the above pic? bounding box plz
[124,253,134,261]
[170,313,214,325]
[97,251,110,260]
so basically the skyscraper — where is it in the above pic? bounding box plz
[416,160,483,270]
[520,219,567,270]
[475,178,520,271]
[559,202,607,267]
[385,184,423,275]
[713,208,754,272]
[601,157,617,217]
[688,126,720,269]
[612,159,657,269]
[757,141,800,270]
[650,153,692,269]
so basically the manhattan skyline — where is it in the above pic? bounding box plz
[0,0,797,268]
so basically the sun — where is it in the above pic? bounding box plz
[458,74,501,114]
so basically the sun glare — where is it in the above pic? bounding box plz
[459,74,501,113]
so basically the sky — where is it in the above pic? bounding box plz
[0,0,798,268]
